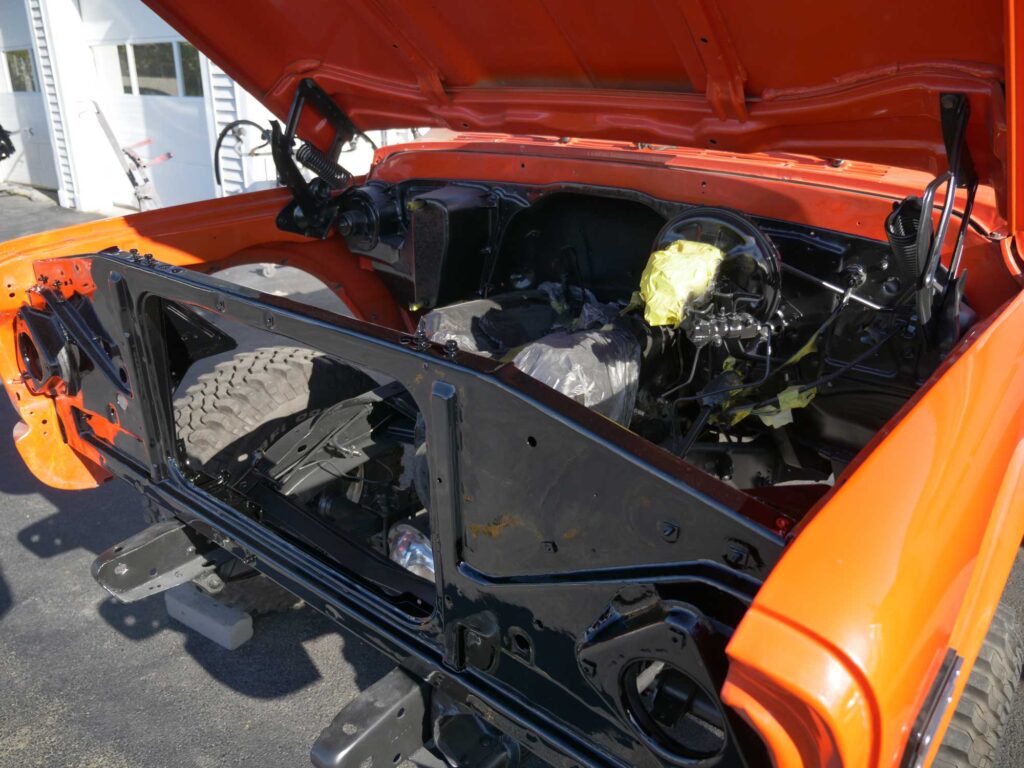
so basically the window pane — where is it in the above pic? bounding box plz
[117,45,131,94]
[6,50,37,92]
[93,45,132,94]
[133,43,177,96]
[178,42,202,97]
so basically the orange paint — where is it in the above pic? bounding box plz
[0,188,405,490]
[144,0,1011,216]
[724,289,1024,765]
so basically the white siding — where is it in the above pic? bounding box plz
[204,61,245,196]
[73,0,214,207]
[0,0,58,189]
[79,0,178,43]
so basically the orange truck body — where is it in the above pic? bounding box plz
[3,1,1024,765]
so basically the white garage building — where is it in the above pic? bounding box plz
[0,0,391,213]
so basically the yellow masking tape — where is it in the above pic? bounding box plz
[755,386,818,428]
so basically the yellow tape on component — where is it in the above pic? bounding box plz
[639,240,724,327]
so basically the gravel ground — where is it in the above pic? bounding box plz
[0,191,1021,767]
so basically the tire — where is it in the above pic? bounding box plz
[174,345,375,478]
[933,602,1024,768]
[171,346,375,612]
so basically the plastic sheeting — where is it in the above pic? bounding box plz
[512,326,640,426]
[388,523,435,582]
[420,285,641,425]
[418,291,558,357]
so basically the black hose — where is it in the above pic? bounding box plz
[214,119,268,187]
[357,131,378,151]
[725,324,904,420]
[678,405,712,458]
[799,326,903,393]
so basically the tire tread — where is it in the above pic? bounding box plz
[933,602,1024,768]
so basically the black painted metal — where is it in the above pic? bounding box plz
[578,589,769,766]
[433,696,522,768]
[261,380,412,497]
[39,252,788,767]
[273,78,358,238]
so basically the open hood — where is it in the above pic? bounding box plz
[144,0,1020,222]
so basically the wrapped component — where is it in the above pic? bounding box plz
[573,299,621,330]
[513,326,640,425]
[638,240,724,327]
[418,291,557,357]
[536,281,598,319]
[421,284,639,424]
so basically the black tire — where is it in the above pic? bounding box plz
[171,346,375,612]
[933,602,1024,768]
[174,345,375,478]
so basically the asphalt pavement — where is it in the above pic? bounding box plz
[0,190,1021,767]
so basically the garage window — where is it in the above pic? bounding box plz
[5,49,38,92]
[93,45,133,94]
[179,44,203,97]
[92,41,204,98]
[116,45,131,94]
[134,43,176,96]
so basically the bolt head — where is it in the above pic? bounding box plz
[660,521,680,543]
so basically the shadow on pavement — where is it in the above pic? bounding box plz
[0,394,142,563]
[97,593,391,699]
[0,565,10,619]
[2,396,389,702]
[0,417,143,561]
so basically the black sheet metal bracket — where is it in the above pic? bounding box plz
[64,251,789,768]
[272,78,358,239]
[577,588,772,767]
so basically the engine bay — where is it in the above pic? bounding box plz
[165,84,982,600]
[335,181,973,507]
[8,129,1004,765]
[142,161,981,603]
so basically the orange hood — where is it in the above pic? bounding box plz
[144,0,1022,229]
